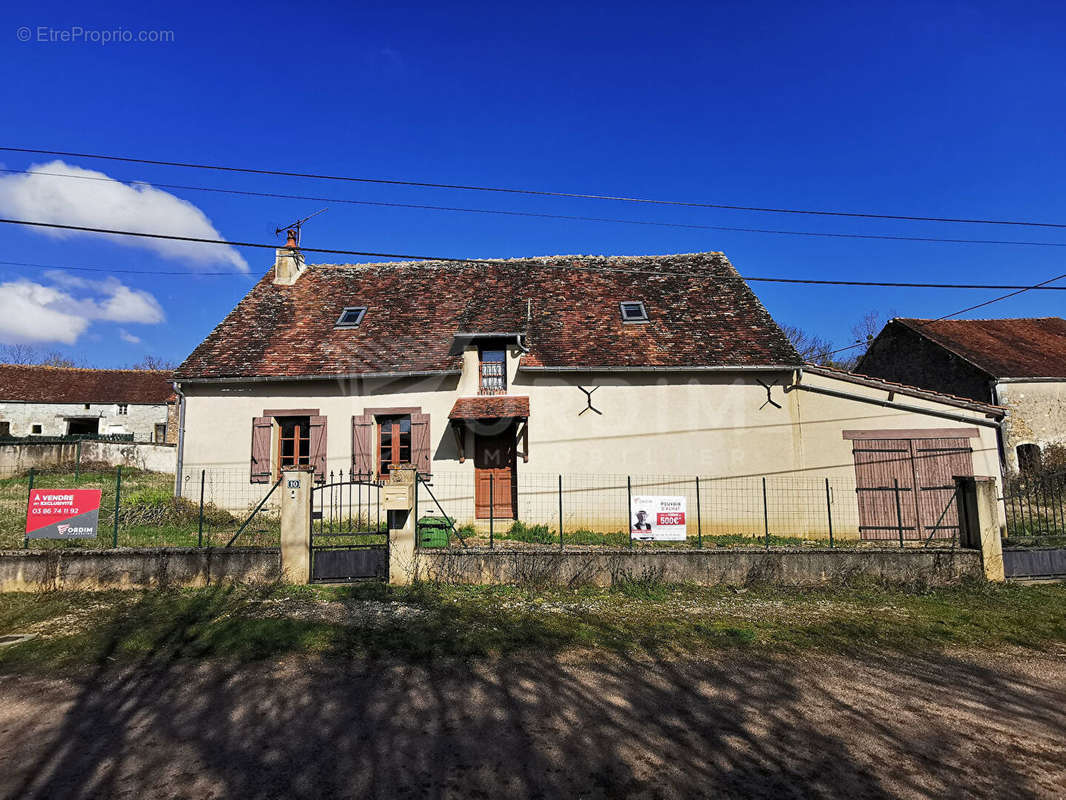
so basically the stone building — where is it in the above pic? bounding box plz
[856,317,1066,474]
[0,365,176,443]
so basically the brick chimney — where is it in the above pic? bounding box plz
[273,228,306,285]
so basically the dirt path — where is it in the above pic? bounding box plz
[0,649,1063,799]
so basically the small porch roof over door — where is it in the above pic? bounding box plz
[448,396,530,420]
[448,396,530,464]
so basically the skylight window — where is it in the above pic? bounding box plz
[335,306,367,328]
[619,301,649,323]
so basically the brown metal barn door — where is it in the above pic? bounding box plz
[912,438,972,540]
[853,439,919,540]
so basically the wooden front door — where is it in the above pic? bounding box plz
[474,426,517,519]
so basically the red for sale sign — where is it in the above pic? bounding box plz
[26,489,102,539]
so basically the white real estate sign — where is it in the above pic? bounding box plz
[630,495,687,541]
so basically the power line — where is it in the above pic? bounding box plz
[4,145,1066,230]
[4,216,1066,291]
[0,259,243,277]
[7,167,1066,250]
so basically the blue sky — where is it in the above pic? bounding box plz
[1,0,1064,366]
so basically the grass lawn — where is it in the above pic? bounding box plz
[1,579,1064,673]
[0,468,279,550]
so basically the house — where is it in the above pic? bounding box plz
[173,246,1005,540]
[0,365,176,443]
[856,317,1066,474]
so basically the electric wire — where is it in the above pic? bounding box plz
[6,167,1066,249]
[3,217,1066,292]
[4,145,1066,229]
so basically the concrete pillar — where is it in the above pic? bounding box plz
[955,476,1005,582]
[385,465,417,585]
[280,468,312,584]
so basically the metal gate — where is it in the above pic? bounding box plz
[1002,470,1066,579]
[310,472,388,583]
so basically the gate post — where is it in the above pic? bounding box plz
[280,468,312,584]
[955,476,1005,582]
[385,465,417,585]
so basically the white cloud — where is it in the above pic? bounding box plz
[119,329,142,344]
[0,273,166,345]
[0,161,249,272]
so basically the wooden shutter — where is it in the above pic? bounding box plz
[308,416,327,483]
[352,414,373,479]
[411,412,432,477]
[250,416,273,484]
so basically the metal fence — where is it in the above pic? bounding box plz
[1003,471,1066,544]
[0,464,280,550]
[415,470,959,550]
[0,462,975,552]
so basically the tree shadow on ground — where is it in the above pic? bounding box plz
[1,585,1064,799]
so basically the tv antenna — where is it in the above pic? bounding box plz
[275,207,328,247]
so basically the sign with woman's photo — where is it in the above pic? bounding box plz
[630,495,687,541]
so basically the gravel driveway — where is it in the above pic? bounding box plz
[0,648,1063,799]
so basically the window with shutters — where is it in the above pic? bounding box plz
[352,408,431,480]
[378,415,411,477]
[250,411,326,484]
[479,348,506,395]
[276,416,311,471]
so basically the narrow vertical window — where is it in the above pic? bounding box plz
[1017,443,1042,476]
[479,348,506,395]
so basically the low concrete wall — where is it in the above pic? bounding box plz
[0,440,176,474]
[0,548,279,592]
[415,548,984,587]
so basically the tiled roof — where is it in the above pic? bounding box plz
[176,252,802,380]
[0,365,174,404]
[889,318,1066,378]
[449,396,530,420]
[804,364,1006,416]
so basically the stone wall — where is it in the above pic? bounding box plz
[0,547,279,592]
[995,380,1066,474]
[0,440,176,474]
[0,546,983,591]
[415,548,983,587]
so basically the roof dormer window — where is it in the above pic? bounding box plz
[335,306,367,328]
[620,301,649,323]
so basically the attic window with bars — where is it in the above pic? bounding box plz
[620,301,649,323]
[334,306,367,328]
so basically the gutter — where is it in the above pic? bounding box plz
[172,381,186,497]
[176,369,462,385]
[518,364,798,374]
[786,380,1004,429]
[993,377,1066,384]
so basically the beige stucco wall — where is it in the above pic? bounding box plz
[177,352,1003,539]
[993,380,1066,473]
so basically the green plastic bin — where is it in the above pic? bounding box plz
[418,515,452,548]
